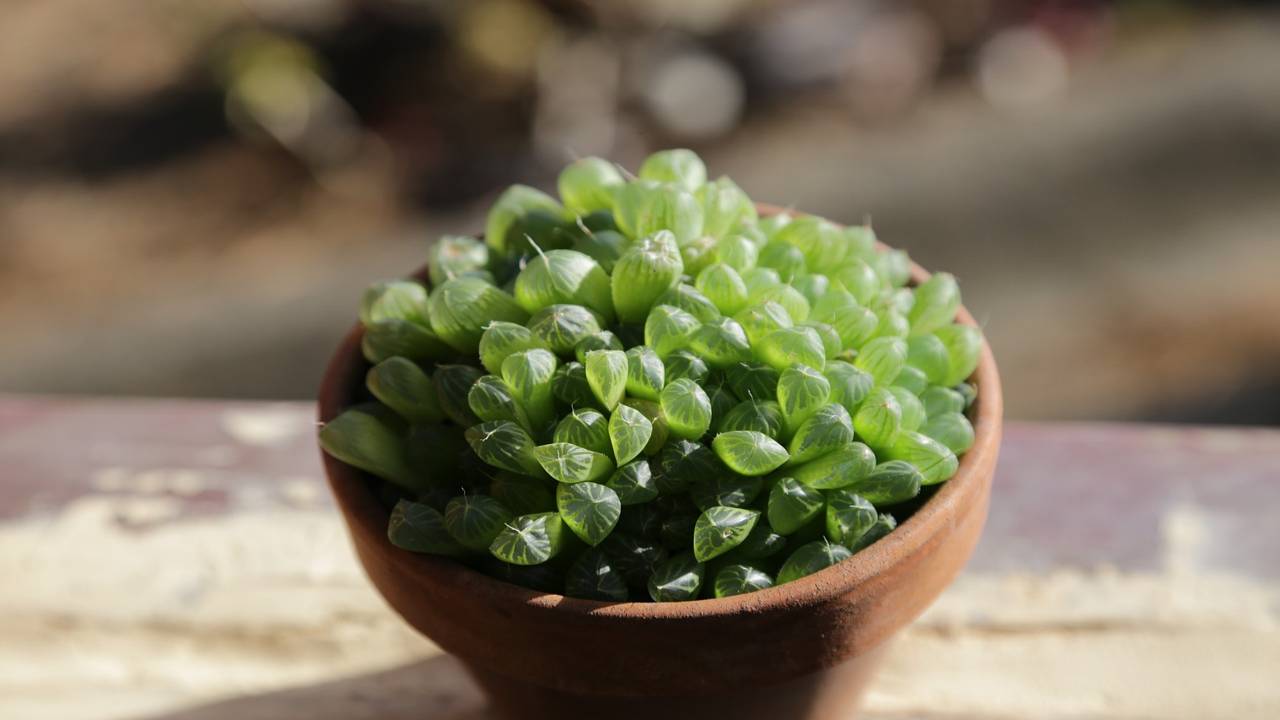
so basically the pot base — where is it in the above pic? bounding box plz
[465,643,890,720]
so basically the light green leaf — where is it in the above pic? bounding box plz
[695,263,749,315]
[777,365,831,432]
[387,500,465,555]
[850,460,923,506]
[573,330,623,364]
[467,375,530,430]
[605,459,658,506]
[489,512,567,566]
[558,157,624,215]
[777,540,852,584]
[656,283,721,323]
[660,378,713,440]
[894,366,929,395]
[483,184,564,258]
[501,349,558,430]
[478,321,548,375]
[693,506,761,562]
[734,301,792,346]
[609,404,653,465]
[848,512,897,552]
[854,336,907,386]
[428,276,529,353]
[444,494,515,551]
[824,490,877,545]
[584,349,627,411]
[787,404,854,465]
[610,229,684,322]
[920,386,965,418]
[712,431,789,476]
[715,234,758,272]
[647,553,706,602]
[758,327,826,372]
[767,477,826,535]
[853,387,902,451]
[907,334,951,385]
[717,399,784,438]
[934,324,983,387]
[907,272,960,336]
[887,431,959,485]
[753,284,811,323]
[621,398,668,454]
[638,148,707,191]
[320,407,419,491]
[565,547,629,601]
[790,442,876,490]
[644,303,700,358]
[724,362,781,403]
[688,318,752,369]
[361,280,430,326]
[465,421,542,476]
[556,482,622,546]
[429,235,489,287]
[920,412,975,455]
[889,386,926,433]
[663,350,709,385]
[534,442,615,484]
[714,564,774,598]
[553,408,611,455]
[624,346,665,401]
[527,304,603,355]
[366,358,444,425]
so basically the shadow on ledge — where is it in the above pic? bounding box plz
[130,655,493,720]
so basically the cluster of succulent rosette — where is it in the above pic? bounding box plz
[320,149,982,602]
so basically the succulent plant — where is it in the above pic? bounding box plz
[320,149,982,602]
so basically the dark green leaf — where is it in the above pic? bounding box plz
[660,378,712,440]
[663,350,710,385]
[824,361,875,415]
[465,421,543,476]
[527,304,603,355]
[824,490,877,545]
[565,548,629,601]
[602,534,668,587]
[387,500,465,555]
[489,472,556,515]
[624,346,665,401]
[787,404,854,465]
[693,506,761,562]
[433,364,484,427]
[850,460,923,507]
[791,442,876,490]
[320,407,419,491]
[553,408,611,455]
[444,494,514,551]
[501,349,558,429]
[920,412,975,455]
[362,319,453,365]
[848,513,897,552]
[714,564,774,598]
[478,321,548,375]
[573,330,623,364]
[647,554,706,602]
[767,477,826,535]
[887,431,959,485]
[551,361,596,409]
[489,512,567,566]
[556,482,622,546]
[776,540,852,584]
[467,374,531,430]
[366,358,444,425]
[656,439,719,494]
[690,473,764,511]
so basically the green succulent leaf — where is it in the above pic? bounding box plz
[731,521,788,559]
[851,460,924,506]
[853,387,903,450]
[388,500,466,555]
[663,350,710,385]
[516,250,615,320]
[757,241,806,283]
[894,365,929,396]
[920,412,976,455]
[478,321,548,375]
[489,512,567,566]
[621,398,669,454]
[906,334,951,385]
[465,421,543,476]
[553,408,612,455]
[758,327,826,372]
[432,364,483,426]
[361,319,453,365]
[777,365,832,432]
[920,386,966,418]
[638,148,707,192]
[429,235,489,286]
[833,258,880,306]
[934,324,983,387]
[361,281,431,326]
[693,506,761,562]
[602,534,668,587]
[787,403,855,465]
[698,176,756,239]
[660,378,713,440]
[656,283,722,323]
[718,399,784,438]
[444,494,515,551]
[534,442,616,484]
[889,386,926,433]
[624,346,665,401]
[777,540,852,585]
[558,157,625,216]
[584,349,627,411]
[320,407,419,491]
[611,230,685,323]
[715,234,759,272]
[734,301,793,346]
[824,490,877,545]
[573,229,627,274]
[609,404,653,465]
[501,349,558,430]
[886,431,959,485]
[695,263,749,315]
[489,472,556,515]
[790,442,876,490]
[566,547,629,601]
[656,439,720,494]
[468,374,531,430]
[644,303,700,358]
[724,362,781,403]
[366,358,444,425]
[428,276,529,353]
[689,473,764,511]
[688,318,752,369]
[556,481,622,546]
[605,459,659,506]
[714,564,774,598]
[848,512,897,552]
[907,272,961,336]
[876,248,912,288]
[854,336,907,386]
[753,284,811,323]
[767,477,826,535]
[573,330,623,364]
[551,361,596,408]
[647,553,706,602]
[484,184,565,258]
[712,431,789,476]
[527,304,604,355]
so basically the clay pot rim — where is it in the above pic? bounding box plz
[319,206,1002,621]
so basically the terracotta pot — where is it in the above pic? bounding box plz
[318,219,1003,720]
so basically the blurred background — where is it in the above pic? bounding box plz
[1,0,1277,424]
